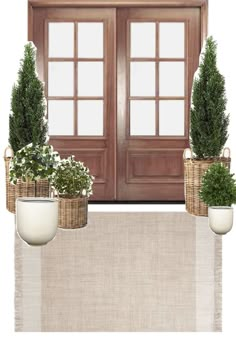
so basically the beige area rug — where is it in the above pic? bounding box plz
[15,212,222,332]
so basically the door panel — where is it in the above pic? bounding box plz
[117,8,201,200]
[127,149,184,181]
[33,8,116,200]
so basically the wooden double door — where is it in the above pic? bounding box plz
[32,6,202,201]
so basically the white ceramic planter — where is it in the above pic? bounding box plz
[16,197,58,246]
[208,206,234,235]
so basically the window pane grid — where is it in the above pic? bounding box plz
[47,21,105,137]
[128,21,186,137]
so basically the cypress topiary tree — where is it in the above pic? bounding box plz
[9,42,48,153]
[190,36,229,159]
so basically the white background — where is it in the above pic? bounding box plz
[0,1,235,353]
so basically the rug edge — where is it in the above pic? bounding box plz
[214,235,222,332]
[15,231,23,332]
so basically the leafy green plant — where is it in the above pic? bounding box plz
[50,156,94,198]
[9,144,60,184]
[190,36,229,159]
[9,42,48,153]
[199,163,236,206]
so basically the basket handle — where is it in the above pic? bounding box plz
[222,147,230,158]
[183,148,193,160]
[50,188,58,198]
[183,147,230,159]
[4,146,14,158]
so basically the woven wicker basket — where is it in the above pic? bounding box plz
[4,146,50,213]
[183,147,231,217]
[58,197,88,229]
[4,147,15,213]
[15,179,50,200]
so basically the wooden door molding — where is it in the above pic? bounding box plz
[29,0,207,8]
[29,1,208,45]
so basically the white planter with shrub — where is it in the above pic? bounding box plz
[200,163,236,235]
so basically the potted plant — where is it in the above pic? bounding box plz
[10,144,59,205]
[50,156,94,229]
[183,36,230,216]
[5,42,48,213]
[199,163,236,235]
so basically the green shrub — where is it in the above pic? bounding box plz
[199,163,236,206]
[50,156,94,198]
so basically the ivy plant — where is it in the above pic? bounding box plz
[50,156,94,198]
[199,163,236,206]
[9,144,60,184]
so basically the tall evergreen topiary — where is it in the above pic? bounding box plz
[9,42,47,153]
[190,36,229,159]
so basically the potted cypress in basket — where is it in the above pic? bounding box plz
[5,42,48,213]
[50,156,94,229]
[199,163,236,235]
[184,36,230,216]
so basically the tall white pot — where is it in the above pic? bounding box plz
[208,206,234,235]
[16,197,58,246]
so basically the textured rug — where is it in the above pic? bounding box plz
[15,212,222,332]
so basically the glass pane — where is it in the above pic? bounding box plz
[130,100,156,136]
[130,62,155,97]
[48,62,74,97]
[78,23,103,58]
[78,62,103,97]
[131,23,156,58]
[159,62,185,97]
[159,100,185,136]
[159,23,185,58]
[48,22,74,58]
[48,100,74,136]
[78,100,103,136]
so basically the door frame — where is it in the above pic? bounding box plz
[28,0,208,202]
